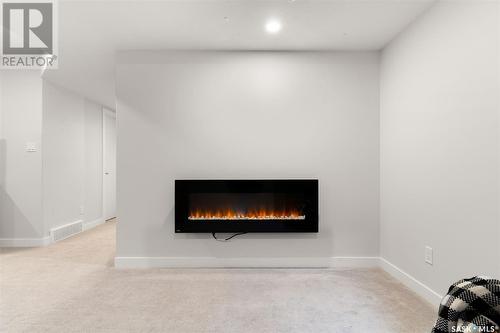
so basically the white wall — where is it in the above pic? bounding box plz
[380,0,500,297]
[115,51,380,263]
[0,71,45,241]
[43,81,85,229]
[84,100,103,223]
[0,73,104,245]
[42,81,104,230]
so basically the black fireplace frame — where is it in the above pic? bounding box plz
[175,179,319,233]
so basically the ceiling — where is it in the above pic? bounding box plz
[43,0,436,108]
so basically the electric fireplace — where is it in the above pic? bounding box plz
[175,180,318,233]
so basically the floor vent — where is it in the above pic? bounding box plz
[50,220,83,242]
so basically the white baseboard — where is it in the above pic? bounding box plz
[0,217,105,248]
[0,236,51,247]
[83,217,105,231]
[114,256,380,269]
[379,257,442,309]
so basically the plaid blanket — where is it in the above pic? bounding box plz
[432,276,500,333]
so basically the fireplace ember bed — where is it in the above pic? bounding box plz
[175,180,318,233]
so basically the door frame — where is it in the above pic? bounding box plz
[102,107,116,221]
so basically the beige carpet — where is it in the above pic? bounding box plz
[0,220,436,332]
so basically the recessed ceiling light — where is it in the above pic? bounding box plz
[265,20,282,34]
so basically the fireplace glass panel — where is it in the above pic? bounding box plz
[189,193,306,221]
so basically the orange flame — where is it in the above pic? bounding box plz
[188,208,305,220]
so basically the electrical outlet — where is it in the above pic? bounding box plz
[80,205,84,215]
[425,246,433,265]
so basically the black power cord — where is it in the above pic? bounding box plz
[212,232,247,241]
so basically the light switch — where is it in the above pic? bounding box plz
[425,246,433,265]
[25,142,37,152]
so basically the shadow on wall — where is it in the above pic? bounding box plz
[0,139,39,239]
